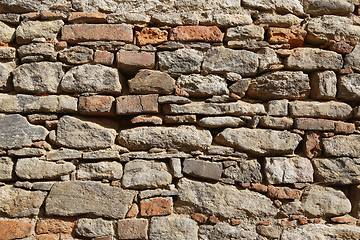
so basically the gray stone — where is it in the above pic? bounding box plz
[338,74,360,101]
[207,146,234,155]
[45,181,136,218]
[0,21,15,43]
[345,44,360,71]
[16,20,64,45]
[0,157,13,181]
[242,0,304,16]
[285,48,343,71]
[183,159,222,181]
[0,13,20,24]
[118,126,212,151]
[0,186,47,217]
[198,116,245,128]
[228,79,251,97]
[257,47,282,73]
[254,13,303,27]
[0,114,48,150]
[12,62,63,94]
[265,156,313,184]
[304,0,355,16]
[226,25,265,41]
[268,99,289,116]
[158,48,203,74]
[310,71,337,100]
[122,151,191,160]
[61,64,122,94]
[14,181,33,190]
[122,160,172,189]
[199,223,259,240]
[46,149,82,161]
[0,61,16,92]
[248,71,310,100]
[323,135,360,157]
[158,95,190,104]
[256,224,282,239]
[223,159,262,183]
[56,115,117,150]
[75,218,114,238]
[202,46,259,76]
[77,161,123,181]
[78,41,125,52]
[0,47,16,59]
[59,46,94,65]
[215,128,302,156]
[8,148,46,157]
[289,101,353,120]
[139,188,179,199]
[170,158,183,178]
[149,215,198,240]
[82,150,120,160]
[18,43,55,61]
[178,178,277,220]
[0,0,68,13]
[177,74,229,97]
[128,69,176,94]
[32,182,54,191]
[259,116,293,129]
[107,12,151,24]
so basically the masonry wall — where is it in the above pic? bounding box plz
[2,0,360,239]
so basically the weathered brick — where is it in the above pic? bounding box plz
[36,218,76,235]
[183,159,223,181]
[94,50,114,66]
[61,24,133,43]
[208,216,219,224]
[79,95,115,116]
[170,26,224,42]
[140,197,172,217]
[267,186,301,200]
[304,132,322,159]
[131,115,163,125]
[192,213,207,223]
[136,27,168,46]
[117,219,148,240]
[334,121,355,134]
[116,50,155,76]
[267,27,307,48]
[0,220,33,240]
[329,40,354,54]
[116,94,158,115]
[295,118,335,131]
[68,12,106,23]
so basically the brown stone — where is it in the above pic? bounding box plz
[274,200,282,208]
[175,88,190,97]
[329,40,354,54]
[230,219,242,226]
[116,94,159,115]
[170,26,224,42]
[250,184,268,193]
[126,204,139,218]
[164,115,196,124]
[32,141,52,151]
[241,183,251,188]
[267,185,302,200]
[192,213,207,223]
[276,49,295,57]
[45,120,58,131]
[304,131,322,159]
[22,12,41,20]
[0,220,33,240]
[55,41,67,51]
[36,234,58,240]
[140,197,172,217]
[40,12,66,20]
[36,218,75,235]
[61,24,133,43]
[79,95,115,116]
[331,215,357,224]
[322,132,334,137]
[68,12,107,23]
[208,216,219,224]
[339,69,354,75]
[136,27,168,46]
[131,115,163,125]
[116,50,155,76]
[257,221,272,226]
[93,236,112,240]
[117,219,148,240]
[334,121,356,134]
[295,118,335,131]
[299,218,308,225]
[267,27,307,48]
[94,50,114,66]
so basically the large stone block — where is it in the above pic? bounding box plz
[226,25,264,41]
[116,94,158,115]
[0,21,15,43]
[310,71,337,100]
[16,20,64,44]
[183,159,223,181]
[323,134,360,157]
[158,48,203,74]
[117,50,155,76]
[59,46,93,65]
[345,44,360,71]
[267,26,306,48]
[77,161,123,181]
[149,216,198,240]
[338,73,360,101]
[199,223,260,240]
[242,0,304,16]
[75,218,114,238]
[118,219,148,240]
[0,220,33,240]
[223,159,262,183]
[303,0,355,16]
[79,95,115,116]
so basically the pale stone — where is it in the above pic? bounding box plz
[59,46,93,65]
[107,12,151,24]
[223,159,262,183]
[75,218,114,238]
[304,0,355,16]
[18,43,55,61]
[183,159,222,181]
[310,71,337,100]
[242,0,304,15]
[46,149,82,161]
[323,134,360,157]
[255,13,303,27]
[158,48,203,74]
[207,146,234,155]
[174,0,241,11]
[228,79,251,97]
[338,74,360,101]
[77,161,123,180]
[268,99,289,116]
[259,116,294,129]
[0,157,13,181]
[0,0,68,13]
[257,47,282,73]
[226,25,265,41]
[122,152,191,160]
[209,13,253,26]
[158,96,190,104]
[198,116,245,128]
[199,223,259,240]
[0,21,15,43]
[0,61,16,92]
[82,150,120,160]
[170,158,183,178]
[345,44,360,71]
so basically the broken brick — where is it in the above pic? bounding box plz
[140,197,172,217]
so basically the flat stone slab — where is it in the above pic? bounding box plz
[183,159,223,181]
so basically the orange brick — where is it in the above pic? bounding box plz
[68,12,107,23]
[268,186,302,200]
[116,50,155,76]
[136,27,168,46]
[192,213,207,223]
[230,219,242,226]
[170,26,224,42]
[140,197,172,216]
[94,50,114,66]
[0,220,33,240]
[267,27,306,48]
[35,218,75,235]
[79,95,115,116]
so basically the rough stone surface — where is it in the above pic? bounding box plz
[77,161,123,180]
[198,116,245,128]
[158,48,203,74]
[267,27,307,47]
[0,21,15,43]
[149,216,198,240]
[0,220,33,240]
[118,219,148,240]
[228,79,251,97]
[268,99,288,116]
[199,223,259,240]
[59,46,93,65]
[136,27,168,46]
[183,159,222,181]
[257,47,282,73]
[223,159,262,183]
[267,185,302,200]
[35,217,76,235]
[117,50,155,76]
[140,197,172,217]
[304,0,355,16]
[68,12,106,23]
[304,131,322,158]
[255,13,303,27]
[0,157,13,181]
[75,218,114,238]
[295,118,335,131]
[338,73,360,101]
[323,134,360,157]
[226,25,264,41]
[259,116,294,129]
[170,26,224,42]
[116,94,158,115]
[0,61,16,92]
[310,71,337,100]
[16,20,64,44]
[46,149,82,161]
[242,0,305,16]
[344,44,360,71]
[79,95,115,116]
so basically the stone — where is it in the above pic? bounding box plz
[192,213,207,223]
[257,47,282,73]
[46,149,82,161]
[0,13,20,24]
[254,13,303,27]
[0,114,48,149]
[107,12,150,24]
[59,46,93,65]
[323,134,360,157]
[149,216,198,240]
[178,178,278,219]
[259,116,293,129]
[215,128,302,156]
[158,96,190,104]
[126,204,139,218]
[265,156,313,184]
[56,115,117,150]
[77,161,123,181]
[170,158,183,178]
[128,69,176,95]
[199,223,259,240]
[285,48,343,71]
[345,44,360,71]
[174,0,241,11]
[78,41,125,52]
[131,115,163,125]
[267,185,301,199]
[177,74,229,97]
[0,220,33,240]
[136,27,168,46]
[0,157,13,181]
[12,62,63,94]
[338,74,360,101]
[16,20,63,45]
[304,0,355,16]
[228,79,251,97]
[68,12,106,23]
[164,115,196,124]
[334,121,355,134]
[36,218,76,235]
[27,114,58,124]
[198,116,245,128]
[82,150,120,160]
[267,27,306,48]
[158,48,203,74]
[94,50,114,66]
[116,50,155,76]
[46,181,136,219]
[304,132,322,158]
[248,71,310,100]
[226,25,264,41]
[118,126,212,151]
[0,186,47,217]
[140,197,172,217]
[0,61,16,92]
[183,159,222,181]
[289,101,353,120]
[61,64,122,94]
[268,99,289,116]
[0,47,16,59]
[223,159,262,183]
[202,46,259,76]
[207,146,234,156]
[118,219,148,240]
[170,26,223,43]
[75,218,114,238]
[18,43,55,61]
[139,188,179,200]
[122,152,191,160]
[310,71,337,100]
[32,182,54,191]
[116,94,158,115]
[208,13,253,26]
[122,160,172,189]
[79,95,115,116]
[15,157,75,180]
[61,24,133,43]
[0,21,15,43]
[242,0,304,16]
[295,118,336,131]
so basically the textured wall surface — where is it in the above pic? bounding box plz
[2,0,360,239]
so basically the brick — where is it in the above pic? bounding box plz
[136,27,168,46]
[208,216,219,224]
[131,115,163,125]
[126,204,139,218]
[304,131,322,159]
[170,26,224,42]
[230,219,242,226]
[35,218,76,235]
[330,215,357,224]
[116,50,155,76]
[164,115,196,124]
[192,213,207,223]
[183,159,223,181]
[116,94,158,115]
[295,118,335,131]
[79,95,115,116]
[68,12,106,23]
[94,50,114,66]
[334,121,355,134]
[140,197,172,217]
[267,186,301,200]
[117,219,148,240]
[61,24,133,43]
[0,220,33,240]
[267,27,307,48]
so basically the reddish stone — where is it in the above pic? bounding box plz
[322,132,335,137]
[267,185,302,200]
[0,220,33,240]
[140,197,172,216]
[230,219,242,226]
[164,115,196,124]
[334,121,355,134]
[299,218,308,225]
[268,27,307,48]
[110,180,121,187]
[274,200,282,208]
[36,218,75,235]
[241,183,251,188]
[250,184,268,193]
[94,50,114,66]
[131,115,163,125]
[290,215,303,220]
[339,69,354,75]
[208,216,219,224]
[55,41,67,51]
[331,216,357,224]
[79,95,115,116]
[36,234,58,240]
[22,12,41,20]
[170,26,224,43]
[278,220,295,228]
[229,92,241,100]
[313,219,322,224]
[116,94,159,115]
[192,213,208,223]
[68,12,107,23]
[257,221,272,226]
[40,12,66,20]
[126,204,139,218]
[329,40,354,54]
[118,219,148,240]
[116,50,155,76]
[61,24,133,43]
[278,210,289,218]
[136,27,168,46]
[45,120,58,131]
[295,118,335,131]
[32,141,52,150]
[175,88,190,97]
[304,131,322,159]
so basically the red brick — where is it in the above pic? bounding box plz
[192,213,208,223]
[116,50,155,76]
[230,219,242,226]
[94,50,114,66]
[36,218,75,235]
[140,197,172,216]
[268,27,307,48]
[295,118,335,131]
[329,40,354,54]
[250,183,268,193]
[267,185,302,200]
[170,26,224,42]
[334,121,355,134]
[331,215,357,224]
[136,27,168,46]
[68,12,107,23]
[208,216,219,224]
[79,95,115,116]
[117,219,148,240]
[126,203,139,218]
[304,131,322,159]
[164,115,196,124]
[116,94,159,115]
[0,220,33,240]
[61,24,133,43]
[131,115,163,125]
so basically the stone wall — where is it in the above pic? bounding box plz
[2,0,360,239]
